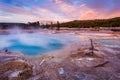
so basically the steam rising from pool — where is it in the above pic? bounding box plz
[0,31,78,56]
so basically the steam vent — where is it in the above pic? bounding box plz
[0,0,120,80]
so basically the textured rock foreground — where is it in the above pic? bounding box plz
[0,32,120,80]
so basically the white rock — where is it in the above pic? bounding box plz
[58,68,64,75]
[76,58,94,61]
[9,71,22,78]
[39,59,45,65]
[76,58,83,61]
[86,58,94,61]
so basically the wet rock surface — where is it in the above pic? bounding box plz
[0,61,33,80]
[0,32,120,80]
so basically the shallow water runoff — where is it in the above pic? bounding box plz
[99,40,120,46]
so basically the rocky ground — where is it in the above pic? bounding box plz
[0,31,120,80]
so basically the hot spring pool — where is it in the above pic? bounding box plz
[0,32,78,56]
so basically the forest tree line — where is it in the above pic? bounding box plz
[58,17,120,28]
[0,17,120,29]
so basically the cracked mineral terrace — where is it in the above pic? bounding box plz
[0,30,120,80]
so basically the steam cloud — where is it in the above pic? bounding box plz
[0,29,78,55]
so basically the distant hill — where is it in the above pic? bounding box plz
[0,17,120,29]
[0,22,40,29]
[59,17,120,28]
[0,23,27,29]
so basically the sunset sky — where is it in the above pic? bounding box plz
[0,0,120,23]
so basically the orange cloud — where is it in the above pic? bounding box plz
[0,0,120,23]
[80,10,98,20]
[54,1,120,20]
[55,0,62,4]
[105,11,120,19]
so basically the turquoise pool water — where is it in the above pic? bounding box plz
[7,39,64,55]
[0,33,78,56]
[99,40,119,46]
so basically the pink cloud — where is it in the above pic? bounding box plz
[53,0,120,20]
[0,0,120,23]
[33,7,70,21]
